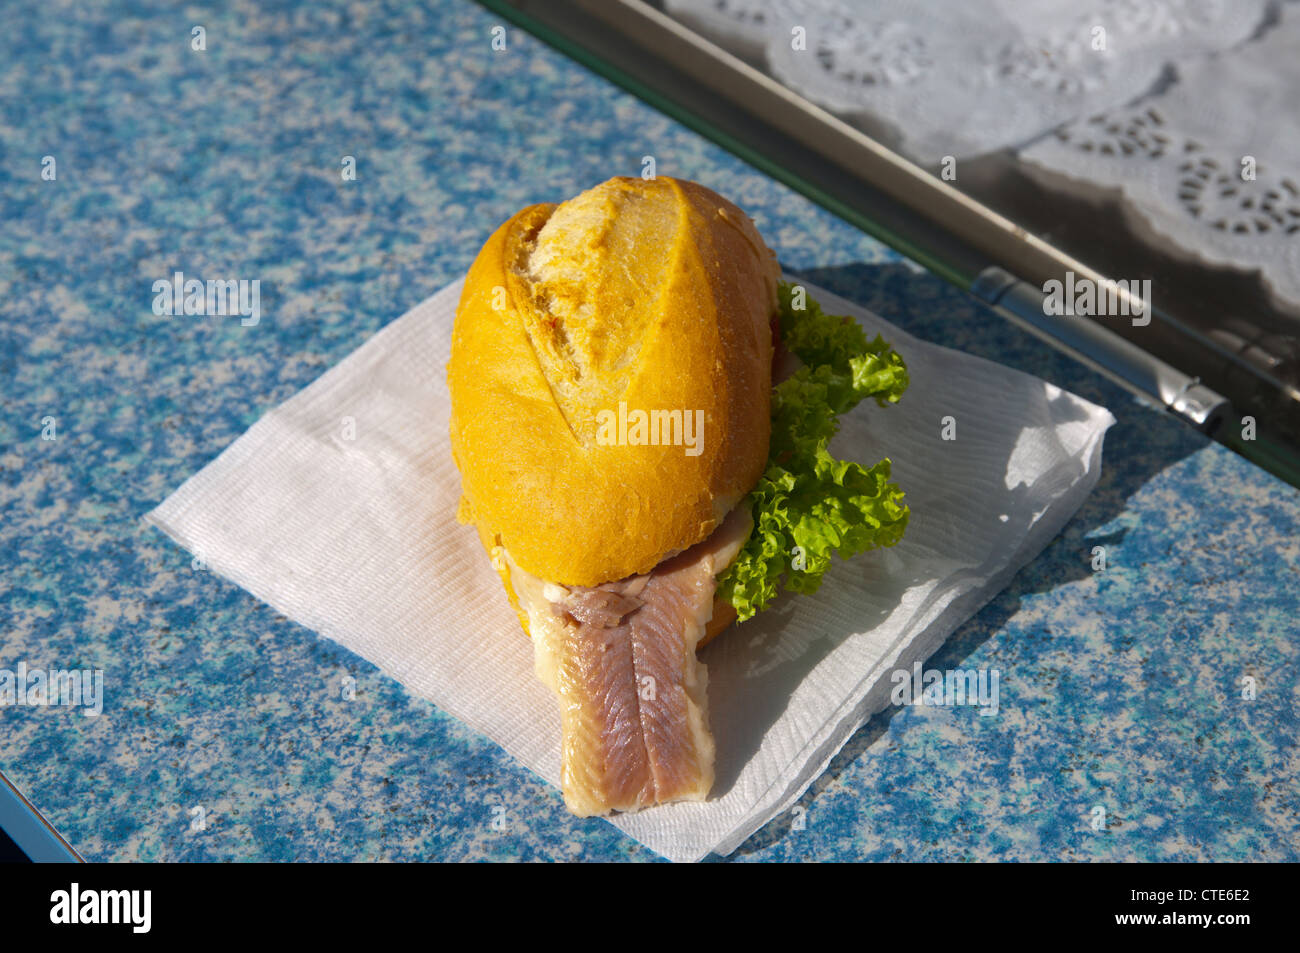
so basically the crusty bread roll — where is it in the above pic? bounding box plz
[448,176,779,593]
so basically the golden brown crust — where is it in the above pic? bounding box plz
[448,177,777,587]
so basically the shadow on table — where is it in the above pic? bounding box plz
[709,260,1208,860]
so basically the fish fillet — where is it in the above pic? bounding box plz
[504,504,753,815]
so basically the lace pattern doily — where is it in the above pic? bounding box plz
[1021,8,1300,311]
[665,0,1270,163]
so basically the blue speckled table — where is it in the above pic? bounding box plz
[2,0,1298,862]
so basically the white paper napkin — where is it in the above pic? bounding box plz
[145,276,1115,862]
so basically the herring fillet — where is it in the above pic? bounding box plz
[503,505,752,816]
[557,556,716,815]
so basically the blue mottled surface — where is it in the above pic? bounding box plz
[1,0,1297,862]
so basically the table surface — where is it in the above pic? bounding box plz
[2,0,1297,862]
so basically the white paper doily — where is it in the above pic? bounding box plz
[665,0,1270,163]
[1021,6,1300,311]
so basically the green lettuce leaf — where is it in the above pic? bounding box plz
[718,282,910,621]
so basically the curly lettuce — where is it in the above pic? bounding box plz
[718,282,910,621]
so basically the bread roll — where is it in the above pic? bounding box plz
[447,176,778,589]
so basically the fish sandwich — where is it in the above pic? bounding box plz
[447,176,910,816]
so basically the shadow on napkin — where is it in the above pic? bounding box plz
[714,261,1206,857]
